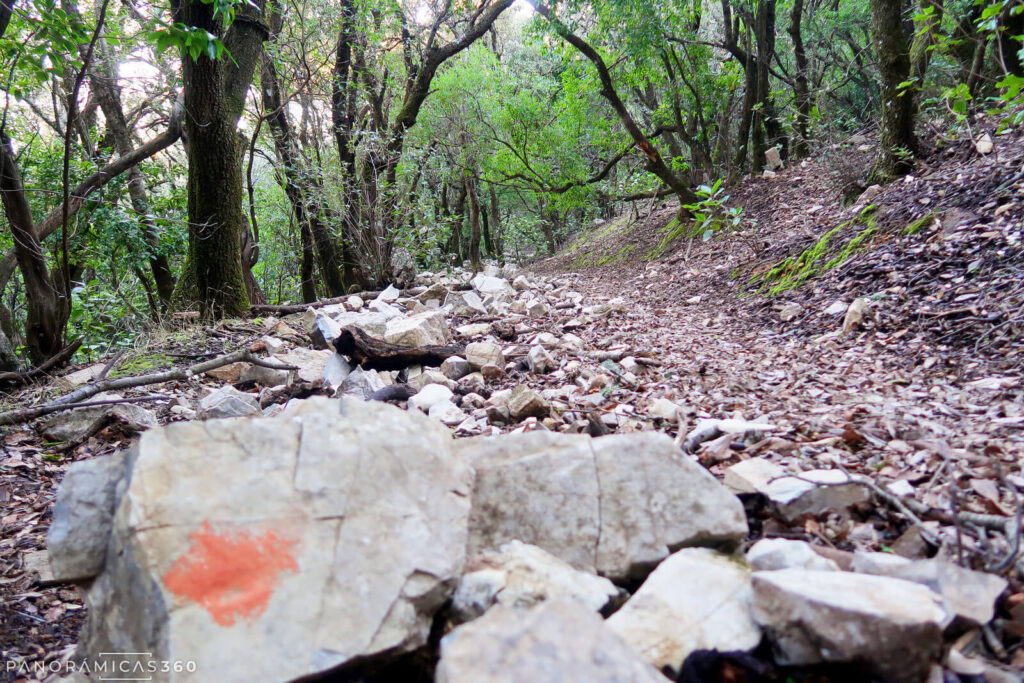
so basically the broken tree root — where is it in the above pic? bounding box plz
[0,346,297,426]
[334,327,463,371]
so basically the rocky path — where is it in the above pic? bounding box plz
[2,231,1023,682]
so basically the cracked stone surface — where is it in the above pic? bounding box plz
[455,431,747,581]
[64,397,473,682]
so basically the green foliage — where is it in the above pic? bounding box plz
[648,180,743,259]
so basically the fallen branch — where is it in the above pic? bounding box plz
[334,327,463,371]
[0,346,298,426]
[0,340,82,387]
[249,292,383,316]
[48,394,170,411]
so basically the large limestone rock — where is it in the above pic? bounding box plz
[450,540,620,624]
[607,548,761,673]
[437,599,665,683]
[849,554,1007,625]
[752,569,948,683]
[54,398,473,682]
[384,310,451,347]
[333,311,389,339]
[469,274,515,301]
[445,291,488,317]
[455,431,747,581]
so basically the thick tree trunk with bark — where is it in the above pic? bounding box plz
[869,0,917,182]
[175,0,267,317]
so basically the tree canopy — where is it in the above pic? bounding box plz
[0,0,1021,368]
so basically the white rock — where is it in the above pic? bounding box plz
[409,369,456,391]
[507,385,549,420]
[470,274,515,301]
[766,146,783,170]
[746,538,839,572]
[368,299,403,319]
[332,311,389,339]
[429,399,467,426]
[440,355,473,380]
[57,398,472,682]
[723,458,787,495]
[437,599,665,683]
[465,342,504,370]
[310,312,342,349]
[851,555,1007,625]
[456,431,748,581]
[451,541,619,624]
[197,386,261,419]
[753,570,948,683]
[976,133,994,155]
[765,469,870,521]
[608,548,760,672]
[526,300,549,317]
[409,383,455,412]
[824,300,849,316]
[512,275,532,291]
[376,284,401,302]
[322,353,353,391]
[456,322,492,337]
[646,397,680,421]
[445,291,489,316]
[274,347,333,384]
[42,400,158,442]
[384,310,451,347]
[526,345,556,374]
[345,295,363,311]
[843,297,870,335]
[779,303,803,322]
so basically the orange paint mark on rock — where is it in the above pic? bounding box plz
[163,522,299,627]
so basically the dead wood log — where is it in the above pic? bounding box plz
[249,292,383,316]
[334,327,463,371]
[0,346,297,426]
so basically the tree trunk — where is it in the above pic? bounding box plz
[0,133,67,362]
[788,0,812,158]
[175,0,267,317]
[263,14,345,296]
[488,183,503,260]
[869,0,917,182]
[465,175,483,271]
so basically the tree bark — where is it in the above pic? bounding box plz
[788,0,812,158]
[465,175,483,271]
[869,0,917,182]
[175,0,267,316]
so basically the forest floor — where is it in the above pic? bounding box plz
[2,122,1024,680]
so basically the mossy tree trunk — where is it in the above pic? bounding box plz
[869,0,917,183]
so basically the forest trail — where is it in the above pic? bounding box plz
[2,129,1024,682]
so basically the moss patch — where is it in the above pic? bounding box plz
[754,205,879,295]
[109,352,173,378]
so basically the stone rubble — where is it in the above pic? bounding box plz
[41,263,1016,683]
